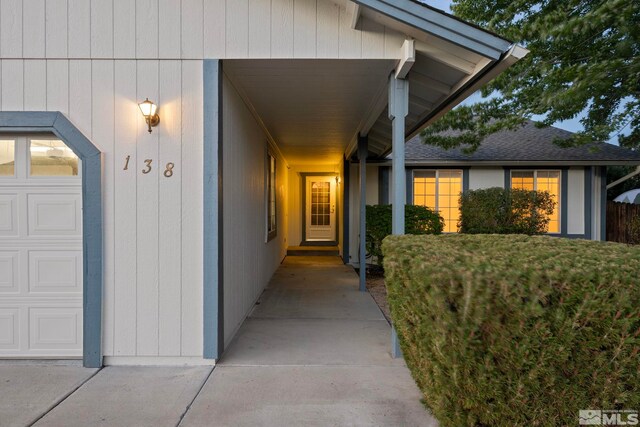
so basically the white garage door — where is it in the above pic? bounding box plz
[0,135,83,358]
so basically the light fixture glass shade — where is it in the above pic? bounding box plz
[138,98,157,117]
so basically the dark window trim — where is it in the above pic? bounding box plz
[266,148,277,242]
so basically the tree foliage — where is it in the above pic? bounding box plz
[421,0,640,151]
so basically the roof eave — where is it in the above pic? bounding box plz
[369,159,640,167]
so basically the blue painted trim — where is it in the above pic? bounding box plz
[378,166,390,205]
[203,60,223,359]
[584,167,593,240]
[504,167,511,189]
[600,166,607,241]
[358,135,368,292]
[0,112,103,368]
[343,156,350,264]
[561,169,569,235]
[462,168,470,193]
[351,0,511,59]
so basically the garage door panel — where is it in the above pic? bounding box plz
[28,251,82,294]
[0,194,18,236]
[29,307,82,351]
[0,251,19,293]
[27,193,81,236]
[1,136,82,359]
[0,308,20,350]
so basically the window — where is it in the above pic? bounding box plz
[413,170,463,233]
[30,139,79,176]
[511,170,561,233]
[0,140,15,176]
[310,181,330,226]
[266,152,277,241]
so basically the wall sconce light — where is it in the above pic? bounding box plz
[138,98,160,133]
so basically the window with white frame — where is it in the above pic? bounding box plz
[510,170,561,233]
[266,152,277,241]
[413,169,463,233]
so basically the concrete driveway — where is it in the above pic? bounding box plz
[0,257,436,427]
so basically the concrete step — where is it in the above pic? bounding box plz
[286,246,339,257]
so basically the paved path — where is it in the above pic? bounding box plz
[0,257,437,427]
[181,256,436,426]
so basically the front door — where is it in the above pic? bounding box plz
[305,176,336,242]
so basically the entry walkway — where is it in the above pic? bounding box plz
[181,256,436,426]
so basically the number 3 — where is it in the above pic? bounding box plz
[164,162,175,178]
[142,159,152,174]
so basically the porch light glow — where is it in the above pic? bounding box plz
[138,98,160,133]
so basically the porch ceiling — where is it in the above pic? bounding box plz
[224,59,395,166]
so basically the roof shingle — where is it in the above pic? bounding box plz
[393,121,640,164]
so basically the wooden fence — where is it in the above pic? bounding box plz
[606,201,640,243]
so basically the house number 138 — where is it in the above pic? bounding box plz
[122,156,175,178]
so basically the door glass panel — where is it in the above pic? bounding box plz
[30,139,80,176]
[0,140,15,176]
[311,181,330,226]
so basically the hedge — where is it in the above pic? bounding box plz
[366,204,443,266]
[382,234,640,426]
[459,187,555,234]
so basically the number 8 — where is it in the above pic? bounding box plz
[164,162,175,178]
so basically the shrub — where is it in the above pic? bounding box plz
[366,204,443,266]
[459,187,556,234]
[382,234,640,427]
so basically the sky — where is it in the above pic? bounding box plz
[419,0,598,142]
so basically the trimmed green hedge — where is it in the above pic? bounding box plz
[382,234,640,426]
[366,204,444,266]
[459,187,556,234]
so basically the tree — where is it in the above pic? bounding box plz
[421,0,640,152]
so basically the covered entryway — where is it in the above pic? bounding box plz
[0,135,83,358]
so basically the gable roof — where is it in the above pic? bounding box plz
[388,121,640,166]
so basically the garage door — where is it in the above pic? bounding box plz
[0,135,83,358]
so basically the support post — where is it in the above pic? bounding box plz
[388,74,409,358]
[358,135,368,292]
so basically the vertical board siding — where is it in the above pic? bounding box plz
[46,60,69,113]
[1,0,404,60]
[158,60,182,356]
[91,0,114,58]
[316,1,340,58]
[180,60,203,356]
[136,0,159,59]
[113,60,138,355]
[24,60,47,110]
[23,0,46,58]
[293,0,317,58]
[181,0,204,59]
[136,60,160,355]
[68,0,91,58]
[271,0,294,58]
[338,4,361,58]
[1,60,23,110]
[0,58,204,359]
[68,60,92,141]
[222,76,287,346]
[248,0,271,58]
[226,0,249,58]
[159,0,181,59]
[1,0,22,57]
[91,60,115,355]
[113,0,136,58]
[45,0,68,58]
[204,0,226,58]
